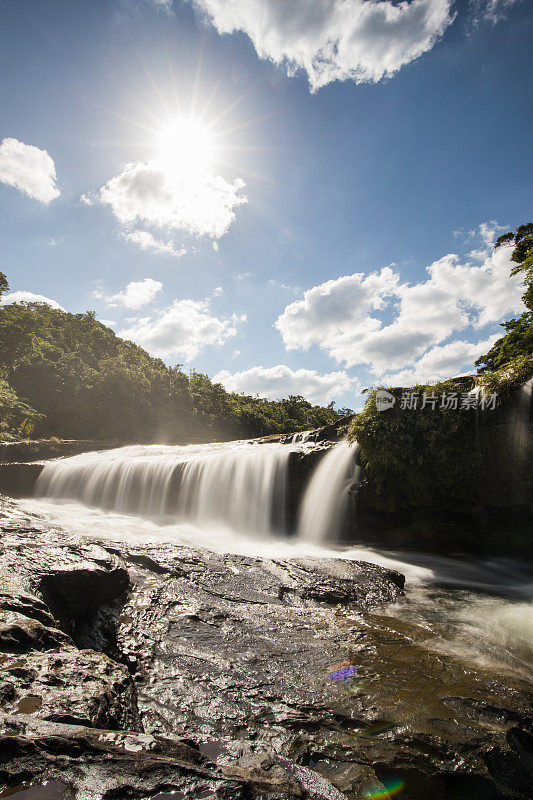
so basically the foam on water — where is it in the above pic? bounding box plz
[24,434,533,681]
[36,441,291,535]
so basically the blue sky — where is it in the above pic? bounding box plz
[0,0,531,409]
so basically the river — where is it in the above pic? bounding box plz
[18,438,533,685]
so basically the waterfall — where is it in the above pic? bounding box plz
[510,376,533,463]
[297,441,360,544]
[36,442,291,534]
[291,430,313,444]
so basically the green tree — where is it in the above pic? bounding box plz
[0,289,348,442]
[495,222,533,310]
[477,223,533,372]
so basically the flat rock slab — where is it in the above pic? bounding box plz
[0,647,139,730]
[0,499,532,799]
[0,715,349,800]
[0,503,129,641]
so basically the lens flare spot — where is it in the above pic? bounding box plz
[364,778,405,799]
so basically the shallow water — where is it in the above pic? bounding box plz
[18,438,533,687]
[18,495,533,683]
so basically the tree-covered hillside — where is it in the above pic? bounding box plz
[0,293,349,442]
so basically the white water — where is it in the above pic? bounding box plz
[291,430,313,444]
[36,441,292,534]
[510,375,533,463]
[298,441,360,543]
[28,437,533,680]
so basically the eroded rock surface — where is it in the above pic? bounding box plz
[0,498,532,800]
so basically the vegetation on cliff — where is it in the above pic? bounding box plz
[0,274,348,442]
[476,223,533,372]
[348,226,533,552]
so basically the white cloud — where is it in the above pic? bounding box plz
[0,291,64,310]
[212,286,224,296]
[0,138,60,203]
[213,364,357,405]
[122,230,187,258]
[275,229,524,380]
[275,267,400,358]
[468,220,509,260]
[380,335,499,386]
[95,278,163,310]
[472,0,520,24]
[119,298,246,361]
[190,0,454,91]
[94,157,246,241]
[477,220,507,247]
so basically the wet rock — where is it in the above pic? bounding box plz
[0,648,140,730]
[0,508,141,736]
[0,463,44,498]
[0,716,348,799]
[0,609,71,653]
[0,511,129,644]
[112,542,532,799]
[1,500,532,799]
[0,439,121,463]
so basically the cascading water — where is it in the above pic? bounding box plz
[297,441,360,544]
[510,376,533,463]
[290,430,313,444]
[36,442,291,534]
[22,435,533,680]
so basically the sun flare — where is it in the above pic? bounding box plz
[157,118,215,174]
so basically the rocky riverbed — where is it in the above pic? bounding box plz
[1,497,532,800]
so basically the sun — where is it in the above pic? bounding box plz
[157,118,215,174]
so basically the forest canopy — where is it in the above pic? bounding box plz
[0,286,349,442]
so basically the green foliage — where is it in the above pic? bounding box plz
[476,223,533,372]
[0,372,42,437]
[476,312,533,372]
[476,352,533,401]
[495,222,533,311]
[0,273,8,297]
[0,301,348,442]
[347,370,531,512]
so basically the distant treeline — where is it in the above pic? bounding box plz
[0,300,351,442]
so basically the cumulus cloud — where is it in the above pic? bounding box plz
[94,157,246,242]
[275,267,400,359]
[95,278,163,310]
[190,0,453,90]
[119,298,246,361]
[275,229,524,380]
[380,335,499,386]
[122,230,187,258]
[0,138,60,203]
[213,364,357,405]
[0,291,64,310]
